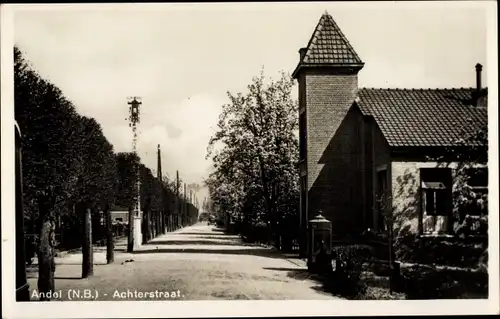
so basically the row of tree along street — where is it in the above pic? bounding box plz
[205,70,300,251]
[14,46,199,301]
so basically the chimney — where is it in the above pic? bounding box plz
[299,48,307,62]
[475,63,482,93]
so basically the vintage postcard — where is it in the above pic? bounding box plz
[1,1,498,318]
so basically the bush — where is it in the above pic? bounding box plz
[241,220,270,244]
[402,264,488,299]
[361,228,389,242]
[330,245,373,298]
[396,234,487,268]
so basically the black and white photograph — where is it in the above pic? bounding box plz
[1,1,498,318]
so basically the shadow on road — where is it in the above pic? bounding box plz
[172,232,232,236]
[173,235,241,240]
[211,228,226,232]
[263,266,341,297]
[145,240,243,246]
[132,247,284,259]
[263,267,305,272]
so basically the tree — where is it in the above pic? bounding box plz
[206,69,299,244]
[139,164,156,242]
[15,46,84,298]
[70,115,117,277]
[15,45,123,290]
[432,118,488,237]
[101,153,118,264]
[116,152,140,252]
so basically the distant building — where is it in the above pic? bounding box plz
[293,12,488,256]
[110,206,143,224]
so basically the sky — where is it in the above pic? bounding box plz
[10,1,490,205]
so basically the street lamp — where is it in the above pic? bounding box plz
[127,97,141,219]
[127,97,141,127]
[127,97,142,249]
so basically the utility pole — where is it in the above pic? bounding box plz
[157,144,165,234]
[127,97,142,251]
[190,190,193,225]
[176,171,180,229]
[183,183,187,226]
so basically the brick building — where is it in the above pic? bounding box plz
[293,12,488,256]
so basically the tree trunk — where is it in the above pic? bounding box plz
[142,210,146,243]
[143,209,149,243]
[162,210,166,233]
[257,156,272,213]
[37,192,56,301]
[82,207,93,278]
[127,207,134,252]
[152,210,156,238]
[157,211,161,234]
[105,207,114,264]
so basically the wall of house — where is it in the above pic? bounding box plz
[368,121,392,231]
[304,71,364,236]
[391,161,422,236]
[390,161,488,267]
[298,72,307,250]
[391,161,460,236]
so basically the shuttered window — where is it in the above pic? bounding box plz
[420,168,452,235]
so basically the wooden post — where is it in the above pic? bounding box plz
[127,206,134,252]
[37,190,56,301]
[105,207,114,264]
[143,209,149,243]
[82,207,93,278]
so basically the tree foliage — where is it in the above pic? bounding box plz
[206,69,300,243]
[433,118,489,237]
[15,44,200,297]
[14,45,120,295]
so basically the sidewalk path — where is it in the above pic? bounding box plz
[27,224,338,300]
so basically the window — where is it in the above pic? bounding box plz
[299,113,307,160]
[420,168,452,235]
[115,218,123,222]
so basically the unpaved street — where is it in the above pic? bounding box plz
[27,224,339,300]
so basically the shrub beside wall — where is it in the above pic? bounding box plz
[401,264,488,299]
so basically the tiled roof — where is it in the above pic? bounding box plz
[357,88,488,147]
[292,12,363,78]
[302,12,363,65]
